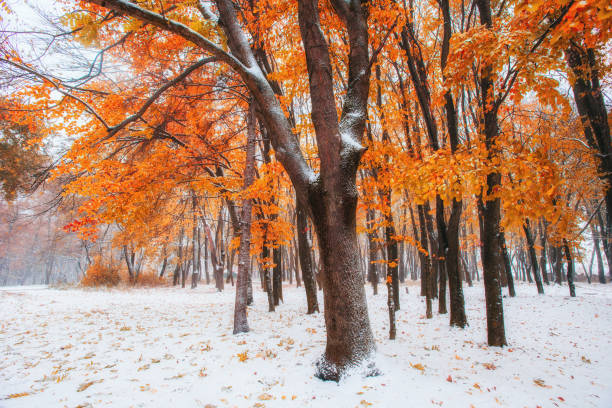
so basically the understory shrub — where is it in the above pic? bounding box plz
[81,258,120,287]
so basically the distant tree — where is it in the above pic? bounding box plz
[0,117,48,201]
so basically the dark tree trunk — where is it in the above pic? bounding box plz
[446,199,467,327]
[233,104,257,334]
[371,65,400,313]
[159,257,167,278]
[539,220,550,285]
[172,263,180,286]
[551,244,564,285]
[565,43,612,261]
[382,190,398,336]
[384,214,400,312]
[123,245,135,284]
[297,191,319,314]
[366,209,379,295]
[215,207,225,292]
[262,241,275,312]
[191,194,199,289]
[418,205,433,319]
[423,203,439,299]
[475,0,507,347]
[226,250,235,285]
[562,239,576,297]
[273,246,283,306]
[202,215,223,291]
[523,219,544,294]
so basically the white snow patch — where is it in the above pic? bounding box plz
[1,282,611,407]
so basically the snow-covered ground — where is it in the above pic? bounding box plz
[1,281,611,407]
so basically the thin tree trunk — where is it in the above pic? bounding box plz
[366,209,379,295]
[562,239,576,297]
[273,246,283,305]
[592,224,606,284]
[297,191,319,314]
[523,219,544,294]
[191,193,199,289]
[418,205,433,319]
[159,257,168,278]
[499,231,516,297]
[262,241,275,312]
[233,103,257,334]
[539,220,550,285]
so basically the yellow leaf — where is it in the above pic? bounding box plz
[7,392,30,399]
[77,381,95,392]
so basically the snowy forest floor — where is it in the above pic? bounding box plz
[1,281,611,408]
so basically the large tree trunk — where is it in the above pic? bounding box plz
[439,0,466,326]
[233,104,257,334]
[565,43,612,267]
[475,0,506,347]
[446,199,467,327]
[309,191,376,380]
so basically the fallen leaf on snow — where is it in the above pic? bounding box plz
[533,378,552,388]
[6,392,31,399]
[77,381,95,392]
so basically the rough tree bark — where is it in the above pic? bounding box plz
[296,191,319,314]
[565,43,612,272]
[523,219,544,294]
[366,208,380,295]
[233,103,257,334]
[539,220,550,285]
[440,0,466,327]
[475,0,506,347]
[273,246,283,306]
[418,205,434,319]
[562,239,576,297]
[191,193,199,289]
